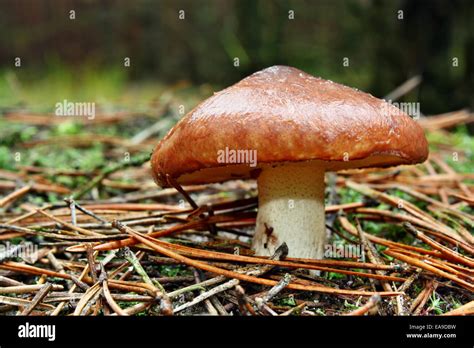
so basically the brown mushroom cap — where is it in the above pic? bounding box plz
[151,65,428,187]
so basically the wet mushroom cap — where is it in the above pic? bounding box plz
[151,65,428,187]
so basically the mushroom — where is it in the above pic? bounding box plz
[151,65,428,263]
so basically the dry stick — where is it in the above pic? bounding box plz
[164,238,396,270]
[115,221,400,297]
[140,239,405,282]
[36,209,103,237]
[348,215,473,277]
[344,294,382,316]
[397,269,422,294]
[5,206,46,225]
[354,207,462,243]
[0,180,69,194]
[20,283,53,315]
[355,219,399,314]
[428,208,474,245]
[383,249,473,292]
[175,278,240,313]
[0,276,25,287]
[118,247,164,292]
[383,75,422,101]
[45,293,153,303]
[403,222,474,267]
[417,227,474,255]
[347,181,440,228]
[65,197,108,224]
[166,175,199,210]
[47,250,73,294]
[51,263,91,316]
[0,284,63,294]
[413,280,438,315]
[70,276,89,292]
[47,251,65,273]
[86,246,98,283]
[388,248,473,281]
[84,203,366,252]
[209,295,228,315]
[235,285,258,315]
[409,281,429,314]
[73,282,102,316]
[103,280,156,296]
[255,273,292,314]
[442,301,474,316]
[0,261,154,296]
[102,280,128,316]
[193,270,218,315]
[112,225,172,314]
[68,196,77,226]
[0,185,31,208]
[450,192,474,205]
[173,244,288,313]
[85,212,255,251]
[0,260,140,281]
[339,216,440,257]
[0,295,55,310]
[118,246,172,315]
[89,234,405,283]
[393,185,474,223]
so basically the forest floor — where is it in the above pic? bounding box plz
[0,82,473,316]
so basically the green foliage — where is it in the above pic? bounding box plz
[158,265,190,277]
[326,272,346,281]
[314,308,326,316]
[0,63,127,112]
[338,187,364,205]
[0,146,13,170]
[428,292,446,315]
[276,296,297,307]
[343,300,359,310]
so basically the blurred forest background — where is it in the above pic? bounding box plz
[0,0,473,115]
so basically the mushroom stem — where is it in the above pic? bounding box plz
[252,163,327,261]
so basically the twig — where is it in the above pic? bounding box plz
[115,221,401,296]
[383,75,422,101]
[384,249,473,292]
[65,197,108,224]
[0,295,55,310]
[173,244,288,313]
[166,175,199,210]
[403,222,474,267]
[344,294,381,316]
[102,280,128,316]
[20,283,53,315]
[0,185,31,208]
[255,273,292,312]
[0,284,62,294]
[442,301,474,316]
[235,285,258,315]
